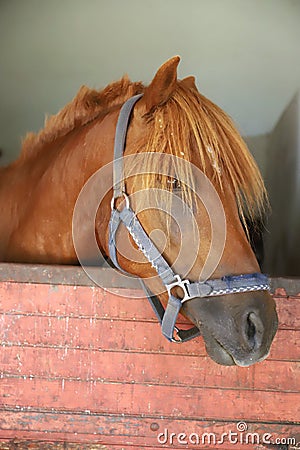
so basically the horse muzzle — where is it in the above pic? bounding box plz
[182,290,278,366]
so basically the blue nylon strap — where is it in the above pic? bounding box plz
[109,206,176,284]
[113,94,143,199]
[118,206,176,285]
[186,273,270,300]
[109,206,201,342]
[108,209,126,273]
[139,279,166,323]
[161,295,182,341]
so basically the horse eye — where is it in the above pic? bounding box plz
[167,177,182,191]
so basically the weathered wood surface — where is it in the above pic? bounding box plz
[0,443,108,450]
[0,264,299,449]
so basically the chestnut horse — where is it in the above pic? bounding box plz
[0,57,277,366]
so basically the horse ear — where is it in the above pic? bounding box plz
[142,56,180,112]
[180,76,197,91]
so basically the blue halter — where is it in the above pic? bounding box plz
[108,94,270,343]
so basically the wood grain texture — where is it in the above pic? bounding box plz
[0,273,299,448]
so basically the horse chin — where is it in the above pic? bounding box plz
[202,335,236,366]
[201,333,270,367]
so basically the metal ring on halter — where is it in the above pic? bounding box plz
[171,326,183,343]
[111,192,130,211]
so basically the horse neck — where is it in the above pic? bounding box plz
[4,106,118,188]
[0,109,118,263]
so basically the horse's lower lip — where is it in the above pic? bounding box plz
[213,338,236,365]
[232,351,270,367]
[213,340,253,367]
[213,337,269,367]
[198,334,235,366]
[197,323,236,365]
[198,324,258,367]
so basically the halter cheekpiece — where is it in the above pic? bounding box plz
[108,94,270,343]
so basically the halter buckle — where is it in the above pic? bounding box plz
[166,275,191,303]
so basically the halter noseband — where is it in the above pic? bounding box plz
[108,94,270,343]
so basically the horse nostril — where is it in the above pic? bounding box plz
[244,312,264,350]
[246,313,256,349]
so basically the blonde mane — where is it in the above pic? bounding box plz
[20,73,267,222]
[20,76,144,158]
[130,82,268,224]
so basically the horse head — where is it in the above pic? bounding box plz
[96,57,278,366]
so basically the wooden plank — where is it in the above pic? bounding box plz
[271,277,300,296]
[0,442,108,450]
[0,314,206,357]
[269,329,300,360]
[0,282,151,321]
[0,263,299,295]
[1,377,299,423]
[0,263,140,290]
[1,346,299,392]
[0,411,299,449]
[1,281,300,330]
[275,295,300,329]
[1,314,299,360]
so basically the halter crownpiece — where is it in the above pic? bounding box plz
[108,95,270,343]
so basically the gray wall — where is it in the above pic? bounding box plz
[264,92,300,276]
[1,0,300,165]
[244,134,270,177]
